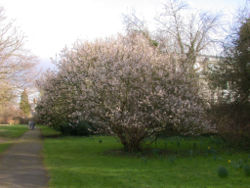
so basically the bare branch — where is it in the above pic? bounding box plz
[156,0,220,72]
[0,7,38,106]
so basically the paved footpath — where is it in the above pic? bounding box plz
[0,129,49,188]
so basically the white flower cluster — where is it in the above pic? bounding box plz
[36,33,211,151]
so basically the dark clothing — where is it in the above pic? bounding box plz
[28,121,35,130]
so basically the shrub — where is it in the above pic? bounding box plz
[58,121,95,136]
[243,164,250,177]
[209,103,250,149]
[217,166,228,178]
[36,34,210,152]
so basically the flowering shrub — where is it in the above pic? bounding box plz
[36,34,210,151]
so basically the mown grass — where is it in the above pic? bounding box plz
[0,143,11,154]
[0,124,28,138]
[39,125,62,138]
[0,124,28,153]
[41,126,250,188]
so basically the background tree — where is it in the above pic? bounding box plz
[19,89,31,117]
[0,6,37,123]
[0,7,37,106]
[122,11,159,47]
[123,0,221,103]
[156,0,220,74]
[208,4,250,148]
[122,10,147,34]
[209,16,250,104]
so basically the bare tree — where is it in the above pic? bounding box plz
[122,11,159,48]
[0,7,37,107]
[156,0,220,74]
[122,10,147,34]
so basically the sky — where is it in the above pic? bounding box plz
[1,0,247,69]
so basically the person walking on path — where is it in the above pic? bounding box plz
[28,120,35,130]
[0,129,49,188]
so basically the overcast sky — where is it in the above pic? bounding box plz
[1,0,247,68]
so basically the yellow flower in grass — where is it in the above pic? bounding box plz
[208,146,211,150]
[228,160,231,164]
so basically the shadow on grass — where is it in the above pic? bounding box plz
[103,147,216,159]
[41,134,62,139]
[102,135,240,159]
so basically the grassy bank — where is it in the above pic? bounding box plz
[41,126,250,188]
[0,124,28,153]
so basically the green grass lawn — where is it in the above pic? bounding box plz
[0,124,28,153]
[0,124,28,138]
[41,126,250,188]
